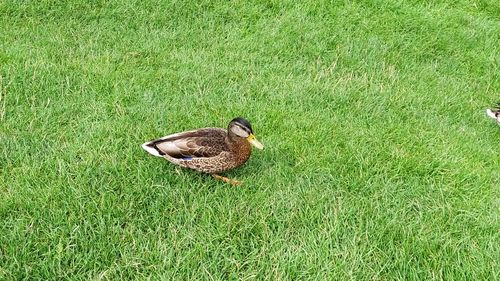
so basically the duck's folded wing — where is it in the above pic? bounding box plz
[142,128,227,159]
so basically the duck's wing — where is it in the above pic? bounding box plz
[142,128,228,159]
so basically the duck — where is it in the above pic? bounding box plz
[142,117,264,185]
[486,103,500,125]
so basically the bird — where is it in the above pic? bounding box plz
[486,103,500,125]
[142,117,264,185]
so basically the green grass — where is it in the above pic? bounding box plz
[1,0,499,279]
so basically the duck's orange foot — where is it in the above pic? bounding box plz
[212,174,242,186]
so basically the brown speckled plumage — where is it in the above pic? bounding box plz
[142,118,262,175]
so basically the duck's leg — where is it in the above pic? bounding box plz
[212,174,241,186]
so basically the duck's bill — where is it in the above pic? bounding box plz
[247,134,264,149]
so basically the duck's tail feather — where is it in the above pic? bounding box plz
[486,102,500,119]
[141,141,165,157]
[486,108,497,119]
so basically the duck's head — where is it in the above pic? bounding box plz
[228,117,264,149]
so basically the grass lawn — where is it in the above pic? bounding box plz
[1,0,499,279]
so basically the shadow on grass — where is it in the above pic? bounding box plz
[142,145,298,188]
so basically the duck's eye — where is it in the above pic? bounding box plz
[230,124,250,138]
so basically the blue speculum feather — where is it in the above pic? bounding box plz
[182,157,193,160]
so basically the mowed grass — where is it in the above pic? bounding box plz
[1,0,499,279]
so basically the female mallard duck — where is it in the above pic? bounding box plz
[486,103,500,125]
[142,117,264,185]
